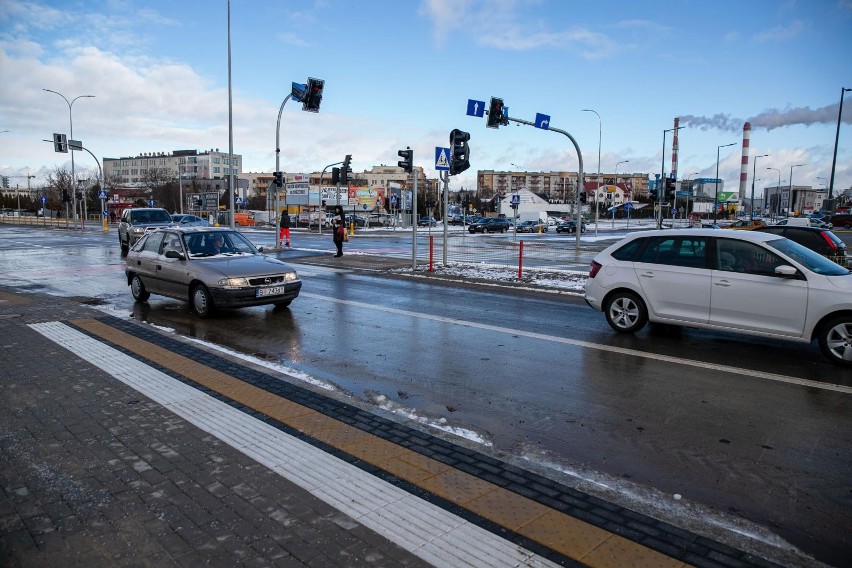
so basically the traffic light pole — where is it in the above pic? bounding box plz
[503,115,584,251]
[411,168,418,270]
[273,93,293,249]
[441,171,449,266]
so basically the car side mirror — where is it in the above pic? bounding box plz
[774,265,798,278]
[256,246,264,253]
[164,250,185,260]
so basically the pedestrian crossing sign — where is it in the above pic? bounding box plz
[435,147,450,171]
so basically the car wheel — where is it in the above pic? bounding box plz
[191,284,215,318]
[818,316,852,366]
[604,291,648,334]
[483,227,490,234]
[130,275,150,302]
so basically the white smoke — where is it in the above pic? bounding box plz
[681,101,851,132]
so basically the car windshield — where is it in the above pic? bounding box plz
[132,210,172,223]
[765,237,851,276]
[184,231,258,258]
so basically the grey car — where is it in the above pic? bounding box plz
[171,213,210,227]
[125,227,301,317]
[118,207,176,254]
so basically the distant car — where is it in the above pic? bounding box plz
[345,214,367,227]
[774,217,833,230]
[118,207,177,254]
[171,214,209,227]
[516,220,548,233]
[366,214,394,227]
[584,228,852,366]
[755,225,847,267]
[468,217,511,233]
[826,213,852,229]
[723,219,766,230]
[555,220,585,233]
[125,227,301,318]
[418,216,437,227]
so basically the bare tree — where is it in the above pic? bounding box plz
[141,167,179,211]
[45,166,73,210]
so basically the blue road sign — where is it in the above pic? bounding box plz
[102,210,108,217]
[435,147,450,171]
[466,99,485,117]
[98,190,108,199]
[148,200,155,207]
[535,113,551,130]
[511,194,520,205]
[40,196,47,204]
[624,202,634,211]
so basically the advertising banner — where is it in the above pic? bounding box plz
[347,186,387,212]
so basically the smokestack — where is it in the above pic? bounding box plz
[739,122,751,201]
[671,117,679,180]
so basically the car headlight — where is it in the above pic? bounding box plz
[217,277,250,288]
[284,271,298,282]
[131,227,145,234]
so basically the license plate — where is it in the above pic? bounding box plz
[256,286,285,297]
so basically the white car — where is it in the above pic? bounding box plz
[583,229,852,366]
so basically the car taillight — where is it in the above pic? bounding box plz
[589,260,602,278]
[819,231,840,251]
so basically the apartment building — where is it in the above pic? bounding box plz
[103,149,242,186]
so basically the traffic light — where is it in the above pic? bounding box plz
[302,77,324,112]
[53,133,68,153]
[664,177,675,203]
[448,129,470,176]
[580,191,587,204]
[397,148,413,173]
[340,154,352,184]
[331,167,340,185]
[649,187,658,202]
[486,97,505,129]
[273,171,283,187]
[62,189,70,203]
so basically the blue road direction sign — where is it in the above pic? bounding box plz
[624,202,634,211]
[148,200,156,207]
[40,196,47,204]
[466,99,485,117]
[435,147,450,171]
[535,113,551,130]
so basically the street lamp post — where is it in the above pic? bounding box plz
[43,89,95,230]
[684,172,699,224]
[614,159,628,225]
[767,167,781,220]
[789,163,804,216]
[751,153,769,219]
[828,87,851,211]
[582,109,601,236]
[714,142,736,224]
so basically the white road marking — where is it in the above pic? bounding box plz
[299,291,852,395]
[29,321,562,568]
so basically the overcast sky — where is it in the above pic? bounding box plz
[0,0,850,196]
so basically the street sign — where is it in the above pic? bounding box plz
[435,147,450,171]
[40,197,47,204]
[466,99,485,117]
[148,200,155,207]
[349,198,357,206]
[624,202,634,211]
[98,191,108,200]
[535,113,550,130]
[68,140,83,151]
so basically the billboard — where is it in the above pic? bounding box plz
[347,186,387,211]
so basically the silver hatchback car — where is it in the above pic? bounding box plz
[125,227,301,317]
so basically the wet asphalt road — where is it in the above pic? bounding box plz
[1,223,850,567]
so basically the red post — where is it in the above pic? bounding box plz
[429,235,434,272]
[518,240,524,279]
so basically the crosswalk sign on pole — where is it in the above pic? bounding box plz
[435,147,450,171]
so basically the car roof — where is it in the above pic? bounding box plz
[757,225,824,233]
[630,228,782,242]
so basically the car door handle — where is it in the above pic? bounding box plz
[136,260,141,266]
[639,271,655,278]
[714,280,732,287]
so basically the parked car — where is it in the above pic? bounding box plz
[555,220,586,233]
[583,229,852,366]
[345,214,367,228]
[366,213,394,227]
[774,217,833,229]
[755,225,848,267]
[118,207,177,254]
[468,217,511,233]
[723,219,766,230]
[171,214,209,227]
[516,220,548,233]
[826,213,852,229]
[125,227,301,318]
[418,216,437,227]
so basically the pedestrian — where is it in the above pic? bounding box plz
[332,219,345,257]
[278,213,291,247]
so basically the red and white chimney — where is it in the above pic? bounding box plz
[739,122,751,201]
[671,117,679,180]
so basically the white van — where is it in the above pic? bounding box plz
[776,218,832,229]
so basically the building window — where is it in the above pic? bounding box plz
[214,158,220,164]
[213,167,220,174]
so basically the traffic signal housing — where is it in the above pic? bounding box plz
[449,129,470,176]
[649,187,658,202]
[62,189,70,203]
[273,171,283,187]
[340,154,352,184]
[664,177,676,203]
[486,97,505,129]
[53,133,68,153]
[302,77,324,112]
[397,148,413,173]
[331,167,340,185]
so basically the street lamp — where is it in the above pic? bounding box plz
[582,109,601,236]
[43,89,95,229]
[714,142,736,223]
[751,153,769,219]
[789,163,804,216]
[828,87,851,210]
[613,160,628,228]
[766,167,781,220]
[660,126,684,228]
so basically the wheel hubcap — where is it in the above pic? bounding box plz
[826,322,852,361]
[611,298,638,328]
